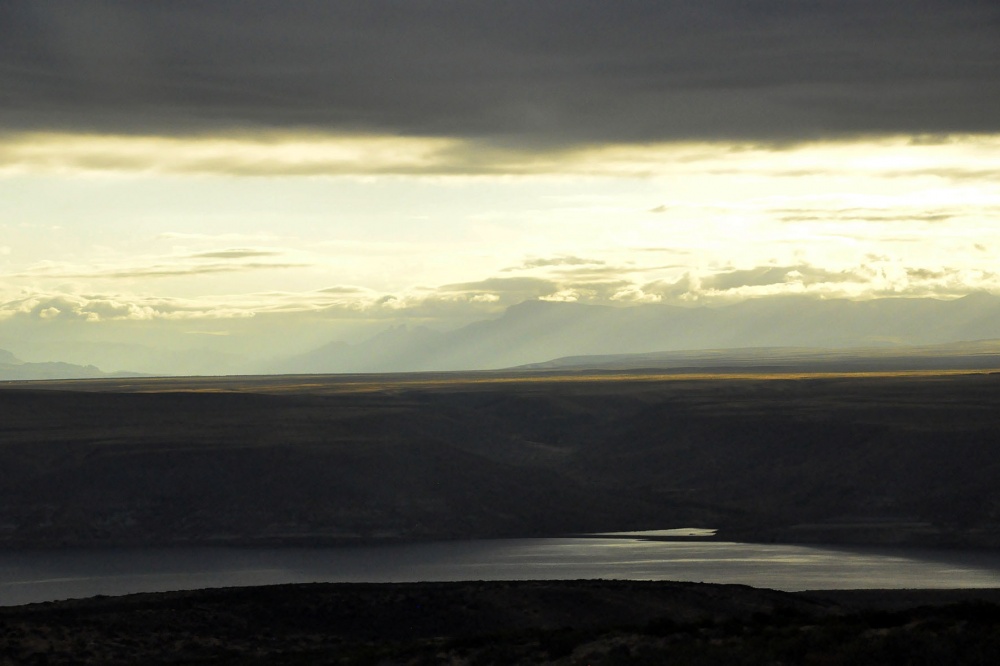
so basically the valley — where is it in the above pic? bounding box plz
[1,370,998,550]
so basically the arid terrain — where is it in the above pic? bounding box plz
[1,580,999,664]
[0,369,998,549]
[2,370,1000,663]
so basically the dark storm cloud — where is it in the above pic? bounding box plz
[2,0,998,145]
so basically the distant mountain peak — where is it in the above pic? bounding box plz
[273,294,1000,374]
[955,291,1000,304]
[0,348,139,381]
[504,299,607,315]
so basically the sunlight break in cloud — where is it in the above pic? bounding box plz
[2,131,998,318]
[0,132,459,177]
[2,132,997,180]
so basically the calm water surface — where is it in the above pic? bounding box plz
[1,537,999,606]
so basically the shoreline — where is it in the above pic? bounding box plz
[2,579,998,664]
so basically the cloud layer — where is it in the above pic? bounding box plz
[2,2,999,376]
[5,257,996,326]
[3,132,998,178]
[3,1,998,145]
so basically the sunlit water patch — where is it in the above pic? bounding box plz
[1,538,998,606]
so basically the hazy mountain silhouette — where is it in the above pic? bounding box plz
[0,349,140,381]
[516,339,1000,373]
[275,294,1000,374]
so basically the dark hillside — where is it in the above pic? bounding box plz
[1,580,998,665]
[0,371,998,547]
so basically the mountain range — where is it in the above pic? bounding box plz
[4,294,1000,379]
[516,339,1000,373]
[272,293,1000,374]
[0,349,138,381]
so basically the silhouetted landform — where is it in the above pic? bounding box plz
[8,295,1000,378]
[274,293,1000,373]
[1,370,998,549]
[1,580,999,664]
[0,349,140,381]
[516,339,1000,373]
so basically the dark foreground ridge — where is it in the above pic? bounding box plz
[1,580,999,665]
[1,370,999,548]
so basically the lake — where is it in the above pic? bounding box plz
[2,535,999,607]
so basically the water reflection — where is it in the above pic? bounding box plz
[1,537,998,607]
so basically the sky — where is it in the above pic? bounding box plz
[1,1,999,372]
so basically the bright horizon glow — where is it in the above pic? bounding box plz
[3,131,999,178]
[1,130,999,372]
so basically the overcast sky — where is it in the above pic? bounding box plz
[2,1,999,371]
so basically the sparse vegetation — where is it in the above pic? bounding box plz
[0,371,998,548]
[1,372,999,663]
[0,581,998,665]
